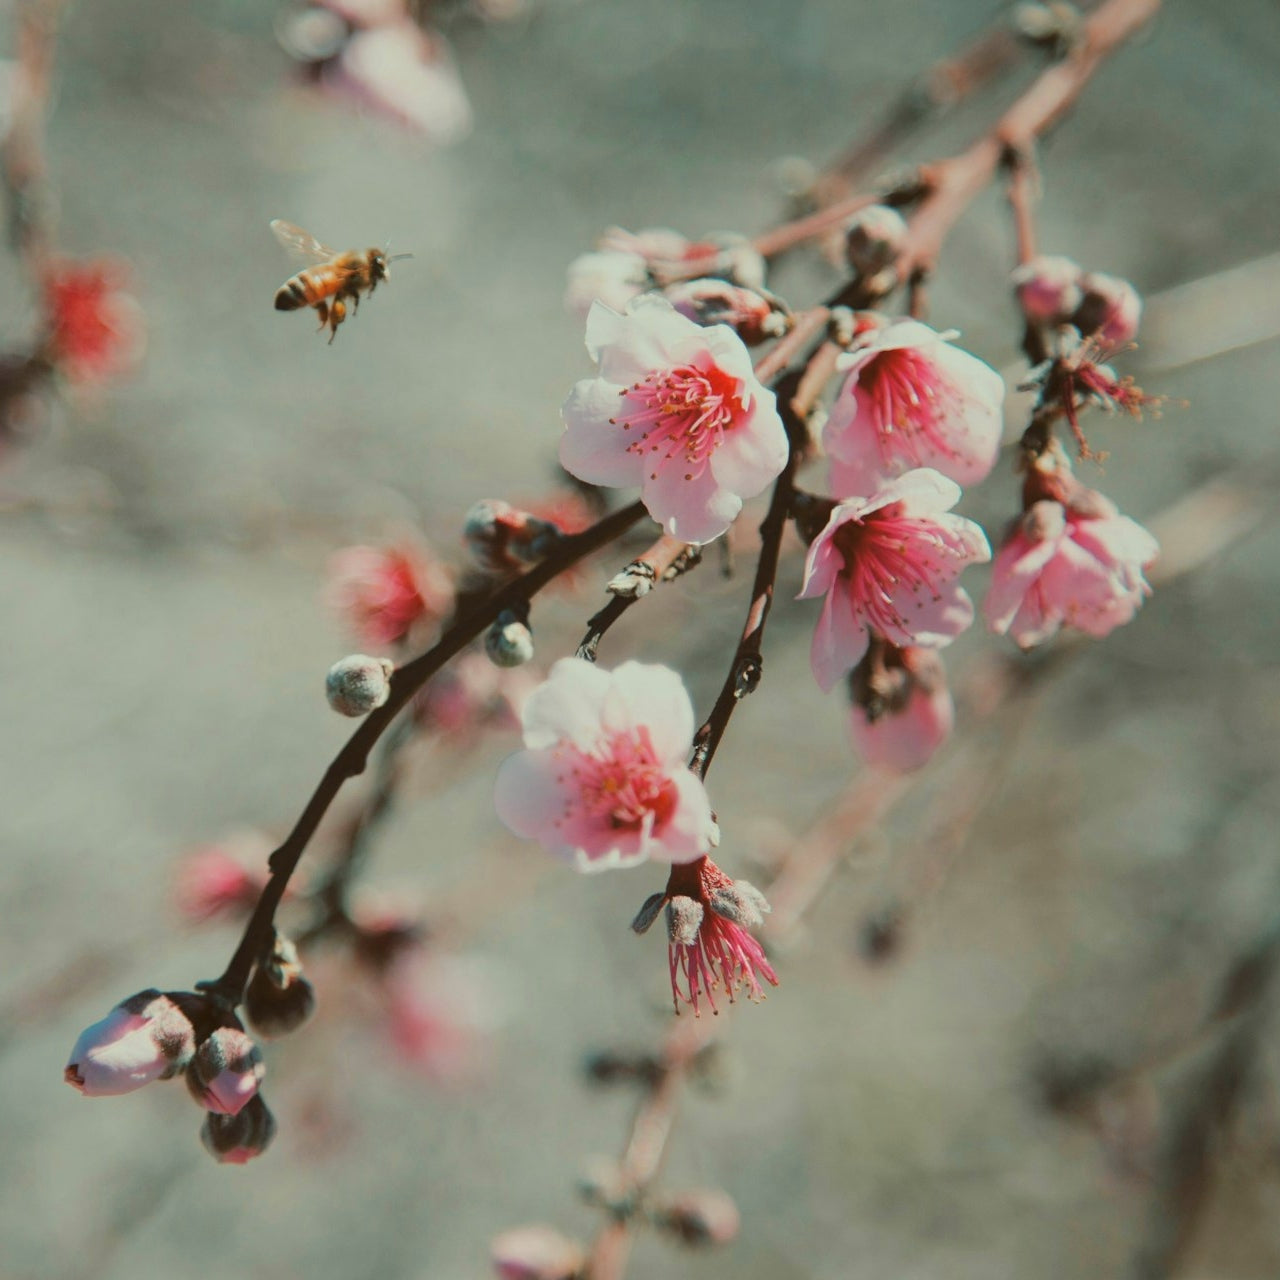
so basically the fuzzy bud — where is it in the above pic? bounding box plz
[244,934,317,1038]
[649,1188,741,1247]
[186,1026,265,1116]
[485,610,534,668]
[1073,271,1142,347]
[665,895,705,947]
[64,990,196,1097]
[326,654,395,717]
[663,278,788,345]
[1012,254,1083,324]
[490,1224,586,1280]
[844,204,908,276]
[200,1093,277,1165]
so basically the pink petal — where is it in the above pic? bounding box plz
[708,392,788,498]
[810,584,868,692]
[560,378,643,488]
[641,458,743,544]
[519,657,610,750]
[599,662,695,762]
[646,769,717,863]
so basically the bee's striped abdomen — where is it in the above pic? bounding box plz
[274,266,343,312]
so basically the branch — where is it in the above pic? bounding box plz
[200,499,649,1005]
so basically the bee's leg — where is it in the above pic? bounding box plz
[314,300,329,332]
[328,298,347,344]
[349,285,361,313]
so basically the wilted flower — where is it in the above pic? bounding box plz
[327,540,454,649]
[847,643,954,773]
[64,990,196,1096]
[798,469,990,691]
[632,856,777,1014]
[560,296,787,544]
[494,658,716,871]
[984,496,1158,648]
[41,258,144,384]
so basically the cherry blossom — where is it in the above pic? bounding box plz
[631,856,777,1014]
[560,297,787,544]
[64,990,195,1096]
[41,258,144,385]
[824,316,1005,496]
[494,657,716,871]
[1012,254,1084,325]
[847,644,954,773]
[327,539,454,649]
[798,469,990,691]
[984,497,1159,648]
[564,249,651,320]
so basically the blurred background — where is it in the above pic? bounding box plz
[1,0,1279,1276]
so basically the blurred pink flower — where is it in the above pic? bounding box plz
[564,249,651,319]
[824,316,1005,496]
[1012,254,1084,325]
[41,258,144,385]
[560,297,787,544]
[798,469,990,692]
[491,1224,585,1280]
[632,857,777,1014]
[984,498,1158,648]
[64,990,194,1096]
[848,645,954,773]
[174,832,273,921]
[328,23,472,143]
[494,658,716,872]
[327,540,454,649]
[414,649,533,740]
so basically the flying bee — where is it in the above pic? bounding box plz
[270,220,410,343]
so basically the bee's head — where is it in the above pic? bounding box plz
[370,249,390,282]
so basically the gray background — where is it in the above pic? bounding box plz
[1,0,1278,1277]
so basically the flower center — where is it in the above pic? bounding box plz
[859,348,961,467]
[831,502,951,634]
[569,727,678,833]
[614,359,743,480]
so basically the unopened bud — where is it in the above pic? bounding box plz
[64,989,196,1097]
[200,1093,277,1165]
[649,1188,741,1247]
[490,1224,586,1280]
[665,896,704,947]
[1073,271,1142,347]
[245,934,317,1038]
[703,233,767,291]
[186,1026,265,1116]
[844,205,908,276]
[664,279,788,345]
[1012,254,1083,324]
[485,610,534,668]
[326,654,394,717]
[466,499,569,572]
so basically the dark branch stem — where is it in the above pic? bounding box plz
[200,499,648,1005]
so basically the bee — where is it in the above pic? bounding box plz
[270,220,410,343]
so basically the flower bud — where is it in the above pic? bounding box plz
[465,499,565,573]
[844,204,908,276]
[245,934,317,1038]
[703,233,767,291]
[490,1224,585,1280]
[64,990,195,1096]
[1012,254,1083,324]
[485,610,534,668]
[200,1093,277,1165]
[326,653,395,717]
[663,279,787,345]
[186,1026,265,1116]
[1073,271,1142,347]
[649,1187,741,1247]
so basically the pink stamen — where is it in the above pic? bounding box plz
[860,348,962,469]
[560,726,678,833]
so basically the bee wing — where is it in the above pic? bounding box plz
[270,219,337,263]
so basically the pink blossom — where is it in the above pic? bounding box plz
[41,258,145,385]
[632,856,777,1014]
[1012,254,1084,324]
[174,835,270,921]
[560,297,787,544]
[984,498,1159,648]
[598,227,765,288]
[847,645,953,773]
[564,249,651,319]
[414,649,531,740]
[1074,271,1142,348]
[64,990,195,1096]
[328,24,472,143]
[824,317,1005,496]
[327,540,454,649]
[382,951,496,1083]
[491,1225,586,1280]
[186,1027,265,1116]
[798,469,990,691]
[494,657,716,871]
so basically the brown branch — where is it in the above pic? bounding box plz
[200,499,649,1006]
